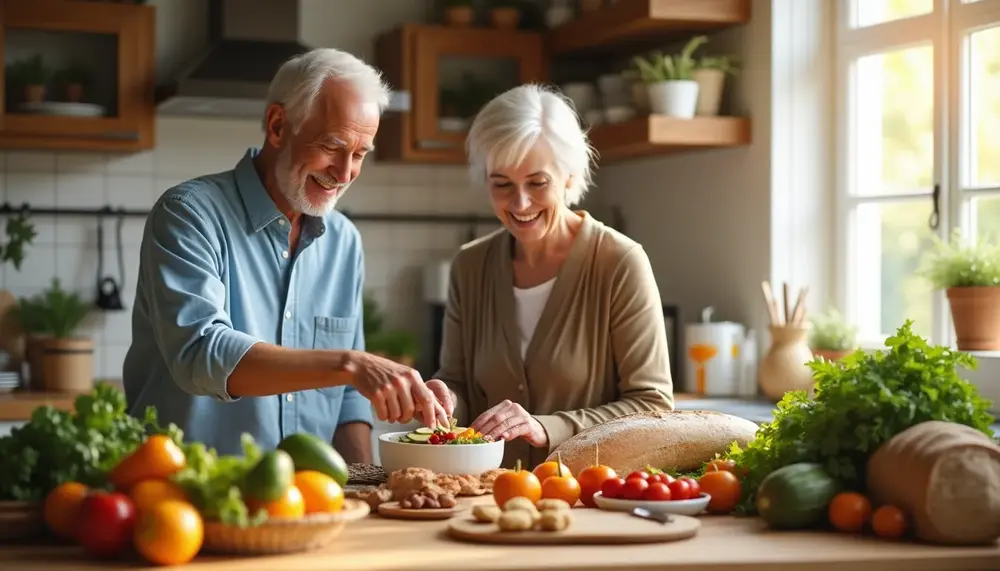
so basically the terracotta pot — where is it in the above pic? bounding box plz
[811,348,853,362]
[490,7,520,29]
[64,83,83,103]
[41,337,94,393]
[444,6,475,26]
[758,325,815,400]
[23,84,46,103]
[946,286,1000,351]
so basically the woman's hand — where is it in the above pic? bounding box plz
[471,400,548,448]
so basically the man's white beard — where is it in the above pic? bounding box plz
[275,145,348,217]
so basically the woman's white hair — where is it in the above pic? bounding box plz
[466,84,597,207]
[263,48,393,132]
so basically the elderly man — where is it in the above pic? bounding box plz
[123,48,448,462]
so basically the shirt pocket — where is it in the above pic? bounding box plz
[313,316,358,350]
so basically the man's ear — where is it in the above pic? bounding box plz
[263,103,287,147]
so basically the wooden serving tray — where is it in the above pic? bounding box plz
[447,509,701,545]
[377,501,467,521]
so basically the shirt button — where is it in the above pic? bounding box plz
[518,384,525,391]
[286,394,294,402]
[278,219,286,226]
[281,250,289,259]
[284,310,292,319]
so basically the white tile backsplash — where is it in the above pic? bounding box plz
[0,116,494,379]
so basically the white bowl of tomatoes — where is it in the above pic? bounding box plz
[593,469,711,517]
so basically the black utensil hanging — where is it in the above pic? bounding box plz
[95,212,125,311]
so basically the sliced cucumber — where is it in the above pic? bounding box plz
[405,432,432,443]
[414,427,434,435]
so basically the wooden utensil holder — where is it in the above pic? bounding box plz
[758,325,815,400]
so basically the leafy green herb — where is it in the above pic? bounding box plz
[919,229,1000,289]
[0,383,156,501]
[160,426,267,528]
[726,320,995,514]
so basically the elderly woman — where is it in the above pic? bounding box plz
[424,84,674,469]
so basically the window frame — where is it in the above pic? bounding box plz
[833,0,1000,349]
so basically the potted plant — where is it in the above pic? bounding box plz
[808,308,858,361]
[920,230,1000,351]
[5,55,50,105]
[363,293,421,367]
[0,211,37,379]
[53,61,93,103]
[692,55,740,116]
[490,0,521,29]
[442,0,476,26]
[632,35,707,118]
[15,279,94,393]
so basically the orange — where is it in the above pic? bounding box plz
[492,460,542,508]
[871,504,909,540]
[250,484,306,519]
[698,470,742,515]
[540,474,582,506]
[293,471,344,514]
[109,435,186,493]
[130,479,189,514]
[43,481,89,541]
[829,492,872,533]
[532,461,573,484]
[133,500,204,566]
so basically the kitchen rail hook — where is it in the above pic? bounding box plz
[94,210,126,311]
[928,183,940,230]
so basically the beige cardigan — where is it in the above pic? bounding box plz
[434,211,674,469]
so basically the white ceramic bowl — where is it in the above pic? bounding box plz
[592,491,712,517]
[377,431,505,476]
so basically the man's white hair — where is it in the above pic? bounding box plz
[466,84,597,207]
[263,48,393,132]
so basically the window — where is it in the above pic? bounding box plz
[835,0,1000,346]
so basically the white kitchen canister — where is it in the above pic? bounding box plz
[647,80,699,118]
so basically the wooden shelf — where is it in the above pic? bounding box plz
[547,0,751,56]
[589,115,750,162]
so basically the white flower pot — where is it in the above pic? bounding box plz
[646,80,699,118]
[692,69,726,116]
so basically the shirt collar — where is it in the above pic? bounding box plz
[235,148,283,233]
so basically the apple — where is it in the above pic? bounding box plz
[77,491,136,559]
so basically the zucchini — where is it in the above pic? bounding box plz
[756,462,839,529]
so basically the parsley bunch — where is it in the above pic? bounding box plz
[0,383,156,502]
[728,320,996,513]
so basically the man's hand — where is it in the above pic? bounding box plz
[470,399,548,448]
[344,352,449,427]
[424,380,455,419]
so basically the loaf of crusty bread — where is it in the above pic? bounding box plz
[546,411,760,476]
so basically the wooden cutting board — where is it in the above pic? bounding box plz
[378,501,468,521]
[447,509,701,545]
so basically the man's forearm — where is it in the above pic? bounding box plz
[226,343,355,397]
[334,422,372,464]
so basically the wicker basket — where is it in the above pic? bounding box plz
[0,501,45,541]
[202,499,370,555]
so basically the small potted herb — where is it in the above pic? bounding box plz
[5,55,50,104]
[919,230,1000,351]
[442,0,475,26]
[808,308,858,361]
[692,55,740,116]
[490,0,521,29]
[632,36,708,118]
[16,279,94,393]
[53,61,93,103]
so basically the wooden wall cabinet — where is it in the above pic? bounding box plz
[0,0,156,152]
[374,24,546,164]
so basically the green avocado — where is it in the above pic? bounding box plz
[242,449,295,503]
[277,432,349,486]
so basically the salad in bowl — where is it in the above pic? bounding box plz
[379,419,504,475]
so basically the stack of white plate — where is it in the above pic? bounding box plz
[0,371,20,393]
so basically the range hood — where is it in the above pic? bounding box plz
[156,0,312,118]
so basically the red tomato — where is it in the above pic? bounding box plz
[660,473,676,484]
[76,491,136,559]
[680,476,701,498]
[600,478,626,500]
[668,479,692,501]
[625,471,649,482]
[622,478,649,500]
[641,482,672,502]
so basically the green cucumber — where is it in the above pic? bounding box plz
[276,433,349,486]
[405,433,432,443]
[756,462,839,530]
[414,427,434,435]
[243,450,295,502]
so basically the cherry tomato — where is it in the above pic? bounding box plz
[625,471,649,482]
[600,478,626,500]
[76,491,136,559]
[642,482,672,502]
[622,478,649,500]
[679,476,701,498]
[429,434,441,444]
[444,432,456,441]
[668,479,692,501]
[660,473,676,484]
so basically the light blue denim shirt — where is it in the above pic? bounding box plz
[123,147,373,456]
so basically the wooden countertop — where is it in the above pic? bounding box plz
[0,380,122,422]
[1,507,997,571]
